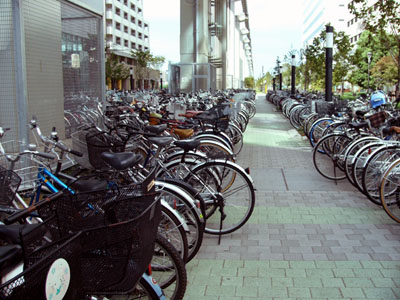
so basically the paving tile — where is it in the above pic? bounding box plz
[287,287,312,298]
[293,277,323,288]
[271,277,293,287]
[340,287,365,298]
[310,287,341,298]
[343,277,374,288]
[363,287,398,299]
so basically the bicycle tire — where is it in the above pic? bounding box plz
[151,234,187,300]
[184,160,256,235]
[380,158,400,223]
[156,180,204,262]
[312,133,352,180]
[362,144,400,205]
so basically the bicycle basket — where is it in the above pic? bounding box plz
[71,130,92,170]
[85,128,125,170]
[0,233,83,300]
[0,165,21,206]
[80,197,161,293]
[37,169,157,235]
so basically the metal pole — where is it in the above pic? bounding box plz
[325,25,333,102]
[273,77,276,91]
[367,52,372,94]
[279,72,282,90]
[291,54,296,96]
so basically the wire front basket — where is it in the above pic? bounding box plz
[0,165,21,206]
[0,140,47,191]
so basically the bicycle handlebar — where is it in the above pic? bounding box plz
[4,191,63,224]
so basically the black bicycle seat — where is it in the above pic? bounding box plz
[148,136,174,148]
[174,139,201,152]
[100,152,143,170]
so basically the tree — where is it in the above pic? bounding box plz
[348,30,391,90]
[244,76,255,89]
[105,51,130,90]
[131,49,165,89]
[333,31,352,94]
[349,0,400,96]
[371,55,398,88]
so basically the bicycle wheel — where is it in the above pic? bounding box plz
[184,160,256,235]
[313,134,352,180]
[308,118,334,147]
[151,234,187,300]
[159,202,189,263]
[362,144,400,205]
[351,142,384,194]
[380,158,400,223]
[343,136,381,185]
[156,180,204,263]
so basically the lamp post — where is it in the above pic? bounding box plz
[325,25,333,102]
[367,51,372,94]
[291,54,296,97]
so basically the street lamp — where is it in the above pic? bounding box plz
[291,54,296,96]
[367,51,372,94]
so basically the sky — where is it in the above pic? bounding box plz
[142,0,303,79]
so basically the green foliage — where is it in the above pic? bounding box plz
[348,30,394,89]
[105,51,130,88]
[371,55,398,87]
[244,76,255,89]
[349,0,400,94]
[131,49,165,86]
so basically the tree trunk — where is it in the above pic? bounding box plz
[397,39,400,97]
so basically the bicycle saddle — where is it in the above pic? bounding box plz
[100,152,143,170]
[147,136,174,147]
[174,139,201,152]
[145,124,167,135]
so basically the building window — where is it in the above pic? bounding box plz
[138,20,142,27]
[131,16,136,24]
[355,16,358,23]
[144,23,148,30]
[138,8,142,14]
[115,8,120,16]
[347,21,350,27]
[123,0,127,5]
[138,44,142,50]
[354,35,358,42]
[350,37,353,43]
[131,3,135,11]
[116,22,121,30]
[131,42,136,49]
[131,29,136,37]
[116,37,121,45]
[144,47,148,51]
[124,39,128,47]
[124,25,128,33]
[138,32,142,39]
[124,12,128,20]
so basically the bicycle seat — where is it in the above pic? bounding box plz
[178,111,204,118]
[148,136,174,147]
[349,121,369,130]
[145,124,167,135]
[173,128,194,139]
[174,139,201,152]
[100,152,143,170]
[0,245,22,273]
[0,223,44,245]
[71,177,108,192]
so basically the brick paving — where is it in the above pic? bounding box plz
[184,93,400,299]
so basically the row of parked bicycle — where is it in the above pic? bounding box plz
[0,90,256,299]
[267,90,400,224]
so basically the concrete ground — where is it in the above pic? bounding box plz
[184,93,400,299]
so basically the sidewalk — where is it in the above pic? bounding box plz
[184,93,400,299]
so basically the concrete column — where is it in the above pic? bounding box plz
[180,0,209,91]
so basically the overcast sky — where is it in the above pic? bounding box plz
[142,0,303,78]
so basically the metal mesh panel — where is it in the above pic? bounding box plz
[0,0,17,139]
[62,2,102,137]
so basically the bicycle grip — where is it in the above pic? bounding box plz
[70,149,83,157]
[4,191,63,224]
[36,152,57,160]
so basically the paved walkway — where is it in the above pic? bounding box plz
[184,93,400,299]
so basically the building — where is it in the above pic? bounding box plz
[177,0,253,92]
[0,0,104,141]
[302,0,347,46]
[104,0,159,90]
